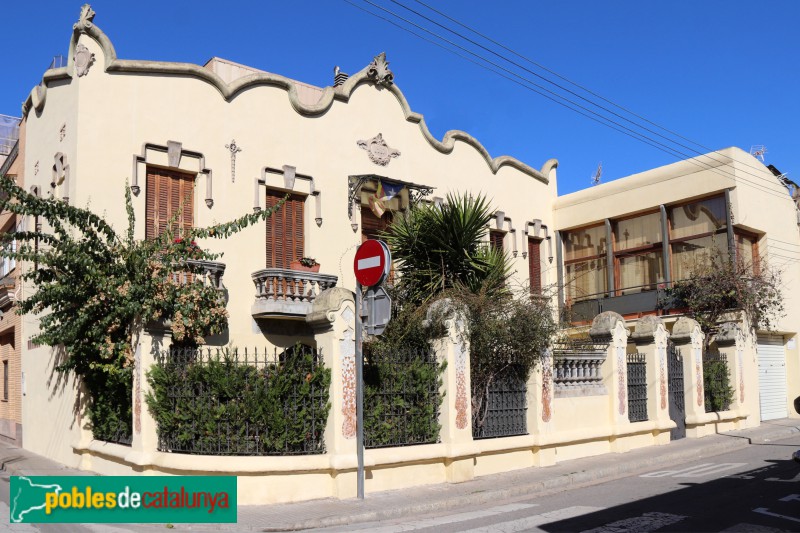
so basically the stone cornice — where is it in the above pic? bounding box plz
[23,6,553,185]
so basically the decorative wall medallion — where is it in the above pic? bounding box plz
[74,43,95,77]
[357,133,400,167]
[541,348,553,422]
[52,153,68,187]
[225,139,242,183]
[455,340,468,430]
[59,123,66,142]
[340,326,356,439]
[617,346,626,415]
[367,52,394,87]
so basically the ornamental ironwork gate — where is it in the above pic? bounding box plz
[667,341,686,440]
[472,365,527,439]
[627,353,648,422]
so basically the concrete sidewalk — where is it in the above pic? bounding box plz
[2,419,798,531]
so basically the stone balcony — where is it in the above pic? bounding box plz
[251,268,338,320]
[173,259,226,290]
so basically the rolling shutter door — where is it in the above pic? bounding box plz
[757,334,787,420]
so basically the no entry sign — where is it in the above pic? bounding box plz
[354,239,391,287]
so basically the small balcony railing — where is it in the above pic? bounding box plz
[171,260,226,290]
[251,268,338,319]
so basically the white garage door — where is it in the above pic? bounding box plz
[758,335,787,420]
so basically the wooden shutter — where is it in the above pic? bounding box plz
[528,238,542,295]
[490,230,506,252]
[360,206,393,243]
[145,167,195,240]
[266,190,305,268]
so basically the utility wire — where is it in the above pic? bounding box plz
[391,0,790,194]
[346,0,791,201]
[408,0,784,184]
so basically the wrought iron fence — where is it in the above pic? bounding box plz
[627,352,648,422]
[472,364,527,439]
[703,351,733,412]
[363,347,443,448]
[148,345,330,455]
[552,341,608,397]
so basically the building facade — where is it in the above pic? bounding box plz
[7,5,800,503]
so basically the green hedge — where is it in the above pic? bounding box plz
[146,346,330,455]
[86,368,133,444]
[704,356,734,412]
[363,347,445,448]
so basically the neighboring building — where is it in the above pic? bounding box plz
[554,148,800,422]
[0,115,20,171]
[0,116,24,446]
[9,5,800,503]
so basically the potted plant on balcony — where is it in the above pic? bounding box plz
[290,257,320,273]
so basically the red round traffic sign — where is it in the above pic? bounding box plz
[354,239,391,287]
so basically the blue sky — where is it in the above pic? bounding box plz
[2,1,797,195]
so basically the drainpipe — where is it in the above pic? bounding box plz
[660,204,671,286]
[556,231,564,313]
[605,219,614,297]
[725,188,736,262]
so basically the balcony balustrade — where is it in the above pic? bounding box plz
[552,342,608,398]
[172,260,226,290]
[251,268,338,319]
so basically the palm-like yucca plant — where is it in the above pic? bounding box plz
[381,193,510,303]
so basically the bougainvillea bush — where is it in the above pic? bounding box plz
[0,175,282,441]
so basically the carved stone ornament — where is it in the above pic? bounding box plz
[74,44,95,77]
[367,52,394,87]
[356,133,400,167]
[73,4,96,33]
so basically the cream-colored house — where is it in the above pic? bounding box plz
[554,148,800,427]
[10,5,800,504]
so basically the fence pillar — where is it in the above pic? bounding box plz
[590,311,630,433]
[631,316,672,441]
[307,287,358,498]
[671,317,706,437]
[428,301,475,482]
[715,322,745,413]
[528,346,556,466]
[129,325,171,464]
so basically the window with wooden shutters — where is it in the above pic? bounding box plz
[360,206,393,243]
[490,230,506,252]
[266,190,305,268]
[145,167,195,240]
[528,238,542,295]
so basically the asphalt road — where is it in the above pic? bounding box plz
[321,434,800,532]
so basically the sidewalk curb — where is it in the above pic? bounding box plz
[1,424,797,532]
[263,424,800,531]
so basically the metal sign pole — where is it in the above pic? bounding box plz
[355,281,365,500]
